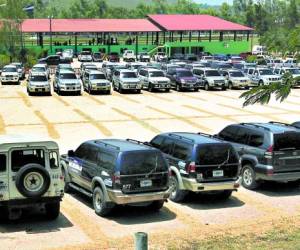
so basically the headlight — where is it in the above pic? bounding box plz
[180,79,186,83]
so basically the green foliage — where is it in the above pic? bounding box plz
[0,54,11,68]
[246,55,257,63]
[240,73,300,107]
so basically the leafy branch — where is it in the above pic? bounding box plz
[240,73,300,107]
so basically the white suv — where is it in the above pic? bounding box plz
[123,50,136,62]
[138,68,171,92]
[0,65,20,84]
[0,135,64,220]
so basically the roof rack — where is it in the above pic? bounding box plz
[240,122,271,131]
[197,132,213,138]
[168,133,194,143]
[269,121,293,127]
[94,141,120,150]
[126,138,151,146]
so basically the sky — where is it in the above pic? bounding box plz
[194,0,233,5]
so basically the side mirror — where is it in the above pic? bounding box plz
[68,150,75,157]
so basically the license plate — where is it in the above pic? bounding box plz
[140,179,152,187]
[213,170,224,177]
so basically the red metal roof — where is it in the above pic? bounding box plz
[21,19,161,33]
[148,14,253,31]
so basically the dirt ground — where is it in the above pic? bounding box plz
[0,78,300,250]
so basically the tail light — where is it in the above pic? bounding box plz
[60,175,64,181]
[264,145,273,159]
[112,171,121,184]
[267,168,274,176]
[186,162,196,173]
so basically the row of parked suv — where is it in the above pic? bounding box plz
[1,121,299,220]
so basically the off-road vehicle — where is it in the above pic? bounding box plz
[61,139,170,217]
[123,50,136,62]
[138,68,171,92]
[220,69,250,89]
[149,132,241,202]
[250,67,281,86]
[82,70,111,94]
[0,135,64,221]
[112,69,142,94]
[0,65,20,84]
[166,68,199,92]
[216,122,300,189]
[53,69,82,95]
[27,72,51,96]
[193,68,227,90]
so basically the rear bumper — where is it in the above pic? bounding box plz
[182,177,241,192]
[0,196,62,208]
[256,171,300,182]
[107,188,171,204]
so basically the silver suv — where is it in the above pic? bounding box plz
[53,69,82,95]
[0,135,64,220]
[83,70,111,94]
[112,69,142,94]
[138,68,171,92]
[27,73,51,96]
[193,68,227,90]
[220,69,250,89]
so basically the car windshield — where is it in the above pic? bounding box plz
[60,73,77,79]
[3,67,16,72]
[30,75,47,81]
[120,151,167,175]
[90,74,106,80]
[32,67,45,72]
[158,53,165,56]
[93,53,100,57]
[196,144,238,165]
[219,64,232,69]
[177,71,193,77]
[230,71,245,77]
[12,64,21,69]
[86,66,97,70]
[259,69,273,75]
[287,68,300,74]
[206,70,221,77]
[232,57,242,61]
[149,71,164,77]
[81,51,91,55]
[121,72,137,78]
[59,65,72,70]
[131,65,141,69]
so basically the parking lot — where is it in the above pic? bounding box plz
[1,81,300,250]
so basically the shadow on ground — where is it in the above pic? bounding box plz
[0,210,73,234]
[69,192,177,225]
[254,181,300,197]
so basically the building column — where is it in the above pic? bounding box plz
[198,31,200,42]
[108,33,111,54]
[189,31,192,42]
[219,31,224,41]
[135,34,138,60]
[209,30,212,42]
[156,32,159,45]
[75,32,78,54]
[247,31,250,41]
[180,31,183,42]
[234,31,237,41]
[151,32,154,45]
[39,33,44,47]
[163,32,166,44]
[171,32,174,42]
[146,32,149,45]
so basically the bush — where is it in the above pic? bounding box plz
[246,55,257,63]
[0,54,11,68]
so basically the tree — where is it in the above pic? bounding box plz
[240,73,300,106]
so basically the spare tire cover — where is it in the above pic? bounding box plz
[15,163,51,198]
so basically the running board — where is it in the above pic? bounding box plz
[69,183,93,198]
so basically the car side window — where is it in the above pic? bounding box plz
[98,151,116,170]
[49,151,59,169]
[150,136,164,148]
[84,145,98,164]
[234,128,250,144]
[160,138,174,155]
[75,144,89,159]
[249,69,254,74]
[248,132,264,147]
[0,154,6,172]
[218,125,238,142]
[172,142,192,161]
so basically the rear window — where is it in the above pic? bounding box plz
[120,151,167,175]
[274,132,300,151]
[196,144,238,165]
[11,149,45,172]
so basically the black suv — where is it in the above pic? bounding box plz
[216,122,300,189]
[61,139,170,216]
[149,132,240,202]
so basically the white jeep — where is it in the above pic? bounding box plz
[0,135,64,221]
[123,50,136,62]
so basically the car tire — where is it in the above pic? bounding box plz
[15,163,51,198]
[45,202,60,220]
[119,84,123,94]
[242,164,259,190]
[228,82,233,89]
[259,80,264,86]
[148,83,153,92]
[194,88,199,92]
[169,175,188,202]
[93,187,114,217]
[77,91,81,96]
[165,88,170,92]
[245,86,250,90]
[0,206,9,222]
[88,86,92,94]
[148,200,164,211]
[222,86,227,91]
[57,88,61,95]
[204,83,210,91]
[136,89,141,94]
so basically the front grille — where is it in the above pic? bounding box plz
[214,80,224,84]
[97,83,106,86]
